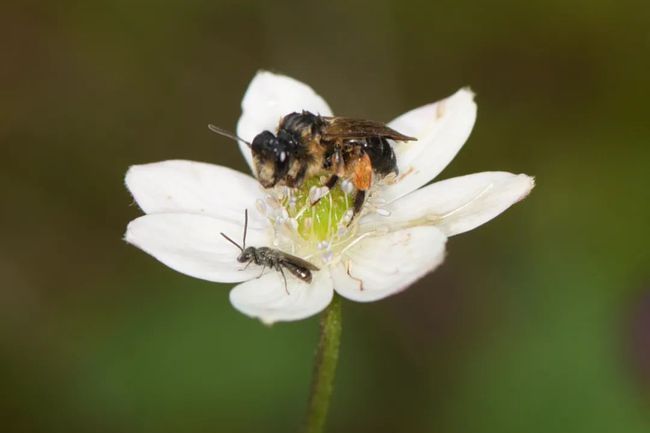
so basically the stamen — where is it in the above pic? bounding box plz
[256,199,267,215]
[342,209,354,225]
[266,195,279,209]
[308,186,319,204]
[340,179,354,194]
[322,250,334,263]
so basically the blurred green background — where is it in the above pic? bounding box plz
[2,0,649,432]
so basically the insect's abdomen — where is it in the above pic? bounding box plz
[364,136,398,176]
[282,261,313,283]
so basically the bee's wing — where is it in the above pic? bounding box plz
[279,253,320,271]
[320,117,416,142]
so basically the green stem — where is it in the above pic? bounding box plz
[303,295,342,433]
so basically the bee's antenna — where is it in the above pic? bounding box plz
[242,209,248,249]
[220,232,243,252]
[208,124,251,148]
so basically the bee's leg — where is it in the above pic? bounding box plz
[242,260,253,271]
[311,175,339,207]
[349,189,366,224]
[294,164,308,187]
[348,152,372,224]
[325,174,339,189]
[279,267,289,294]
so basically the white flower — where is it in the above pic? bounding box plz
[124,71,534,324]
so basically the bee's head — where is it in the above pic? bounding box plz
[238,247,256,263]
[251,130,294,188]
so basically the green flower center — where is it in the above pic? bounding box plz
[281,177,353,243]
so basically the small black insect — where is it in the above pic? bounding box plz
[220,209,319,293]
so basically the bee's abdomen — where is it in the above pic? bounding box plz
[364,136,398,176]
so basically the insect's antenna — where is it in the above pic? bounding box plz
[242,209,248,249]
[220,232,243,252]
[208,124,251,148]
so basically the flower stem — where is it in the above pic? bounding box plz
[303,295,342,433]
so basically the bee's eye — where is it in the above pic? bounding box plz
[252,131,279,158]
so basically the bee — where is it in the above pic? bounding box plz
[220,209,319,293]
[210,111,416,218]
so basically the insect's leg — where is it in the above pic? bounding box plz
[348,152,371,223]
[240,260,253,271]
[294,163,308,187]
[348,189,366,225]
[325,174,339,189]
[279,267,289,295]
[256,264,266,279]
[311,174,339,207]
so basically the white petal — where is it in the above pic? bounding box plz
[125,213,271,283]
[383,88,477,202]
[363,172,534,237]
[229,268,334,324]
[236,71,333,171]
[332,226,446,302]
[125,160,266,228]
